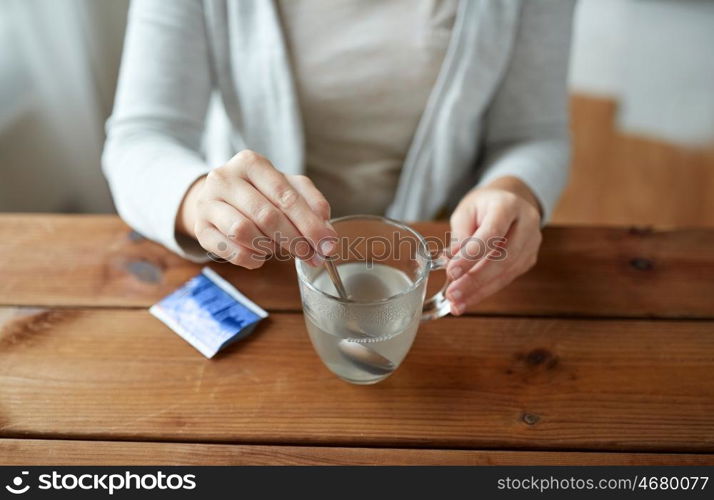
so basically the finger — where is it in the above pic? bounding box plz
[457,220,538,285]
[222,178,317,263]
[447,208,516,281]
[202,200,269,255]
[447,251,531,315]
[447,231,540,314]
[448,270,518,315]
[194,224,266,270]
[241,156,337,255]
[288,175,331,221]
[449,201,477,253]
[453,218,531,290]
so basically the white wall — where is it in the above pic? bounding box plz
[0,0,129,213]
[569,0,714,146]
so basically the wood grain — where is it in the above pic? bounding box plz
[1,307,712,452]
[554,95,714,228]
[1,215,714,318]
[2,439,712,466]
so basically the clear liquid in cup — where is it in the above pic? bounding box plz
[305,262,422,384]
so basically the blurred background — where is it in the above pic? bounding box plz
[1,0,713,226]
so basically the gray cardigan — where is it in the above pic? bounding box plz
[103,0,575,260]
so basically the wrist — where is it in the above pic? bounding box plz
[176,175,206,238]
[483,176,541,216]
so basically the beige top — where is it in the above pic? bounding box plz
[278,0,457,217]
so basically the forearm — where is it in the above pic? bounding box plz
[475,137,570,224]
[102,134,210,260]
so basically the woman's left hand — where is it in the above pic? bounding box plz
[445,176,543,315]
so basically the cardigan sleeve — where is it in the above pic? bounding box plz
[102,0,212,261]
[476,0,576,224]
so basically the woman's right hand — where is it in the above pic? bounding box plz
[176,149,337,269]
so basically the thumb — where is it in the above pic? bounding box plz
[448,199,477,257]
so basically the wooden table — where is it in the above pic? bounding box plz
[1,214,713,465]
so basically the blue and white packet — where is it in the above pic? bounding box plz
[150,267,268,358]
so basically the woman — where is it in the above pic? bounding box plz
[103,0,574,315]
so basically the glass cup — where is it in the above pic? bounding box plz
[295,215,451,384]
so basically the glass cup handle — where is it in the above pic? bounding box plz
[422,250,452,321]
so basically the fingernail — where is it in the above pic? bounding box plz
[449,266,463,280]
[309,254,324,267]
[452,302,465,315]
[450,289,463,301]
[325,221,336,232]
[319,239,337,256]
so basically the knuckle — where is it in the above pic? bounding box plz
[313,198,330,218]
[234,149,262,165]
[483,223,505,240]
[233,150,265,177]
[465,276,484,291]
[206,166,228,185]
[276,185,299,210]
[253,203,279,228]
[228,218,250,241]
[195,197,208,211]
[494,191,519,208]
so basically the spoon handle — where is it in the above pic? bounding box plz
[324,258,349,299]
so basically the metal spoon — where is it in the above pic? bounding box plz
[338,339,396,375]
[319,259,396,375]
[323,258,349,300]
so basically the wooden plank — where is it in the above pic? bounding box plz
[1,214,714,318]
[2,439,713,466]
[0,215,201,309]
[1,308,713,452]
